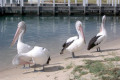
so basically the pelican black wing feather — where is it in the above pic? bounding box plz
[87,35,101,50]
[60,40,74,54]
[63,40,74,49]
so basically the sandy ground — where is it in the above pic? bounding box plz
[0,38,120,80]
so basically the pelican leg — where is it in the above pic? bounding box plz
[97,48,99,52]
[42,65,45,71]
[72,52,75,58]
[98,47,102,52]
[29,64,30,67]
[34,64,37,72]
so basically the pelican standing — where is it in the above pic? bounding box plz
[60,21,86,58]
[11,21,51,71]
[87,15,107,52]
[11,21,33,68]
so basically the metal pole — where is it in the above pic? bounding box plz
[118,0,119,4]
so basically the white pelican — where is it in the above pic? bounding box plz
[11,21,33,68]
[11,21,51,71]
[87,15,107,52]
[60,21,86,58]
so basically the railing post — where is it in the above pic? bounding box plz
[86,0,88,6]
[30,0,32,5]
[64,0,66,4]
[0,0,3,7]
[42,0,44,5]
[18,0,20,4]
[38,0,40,6]
[10,0,12,6]
[68,0,71,15]
[53,0,55,15]
[118,0,119,4]
[112,0,114,6]
[37,0,40,15]
[83,0,86,14]
[75,0,77,4]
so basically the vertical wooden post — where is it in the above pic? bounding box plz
[10,0,12,6]
[75,0,77,4]
[30,0,32,4]
[0,0,3,7]
[83,0,86,14]
[112,0,114,6]
[68,0,71,15]
[20,0,24,15]
[37,0,40,15]
[42,0,44,5]
[64,0,66,4]
[53,0,55,15]
[115,0,117,7]
[86,0,88,6]
[97,0,98,6]
[18,0,20,4]
[114,0,117,15]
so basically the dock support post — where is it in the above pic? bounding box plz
[99,0,101,15]
[37,0,40,15]
[112,0,114,6]
[18,0,20,4]
[68,0,71,15]
[10,0,13,6]
[20,0,24,15]
[64,0,66,4]
[114,0,117,15]
[83,0,86,14]
[75,0,77,4]
[53,0,55,15]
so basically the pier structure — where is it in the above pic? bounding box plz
[0,0,120,15]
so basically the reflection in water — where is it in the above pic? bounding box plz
[0,16,120,70]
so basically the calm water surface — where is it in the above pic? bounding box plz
[0,15,120,71]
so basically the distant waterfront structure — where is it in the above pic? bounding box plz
[0,0,120,15]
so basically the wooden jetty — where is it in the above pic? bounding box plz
[0,0,120,16]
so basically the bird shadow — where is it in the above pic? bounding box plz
[91,48,120,53]
[65,54,98,59]
[23,65,64,74]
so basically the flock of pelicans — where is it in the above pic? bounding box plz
[11,15,107,72]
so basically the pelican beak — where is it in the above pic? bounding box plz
[11,27,21,46]
[79,25,86,44]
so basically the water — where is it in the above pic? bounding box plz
[0,15,120,71]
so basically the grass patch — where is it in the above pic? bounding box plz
[84,60,105,75]
[71,65,88,80]
[84,59,120,80]
[104,56,120,61]
[66,62,74,69]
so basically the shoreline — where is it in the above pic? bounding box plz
[1,38,120,80]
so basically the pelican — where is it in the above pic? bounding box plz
[11,21,33,68]
[11,21,51,71]
[87,15,107,52]
[60,21,86,58]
